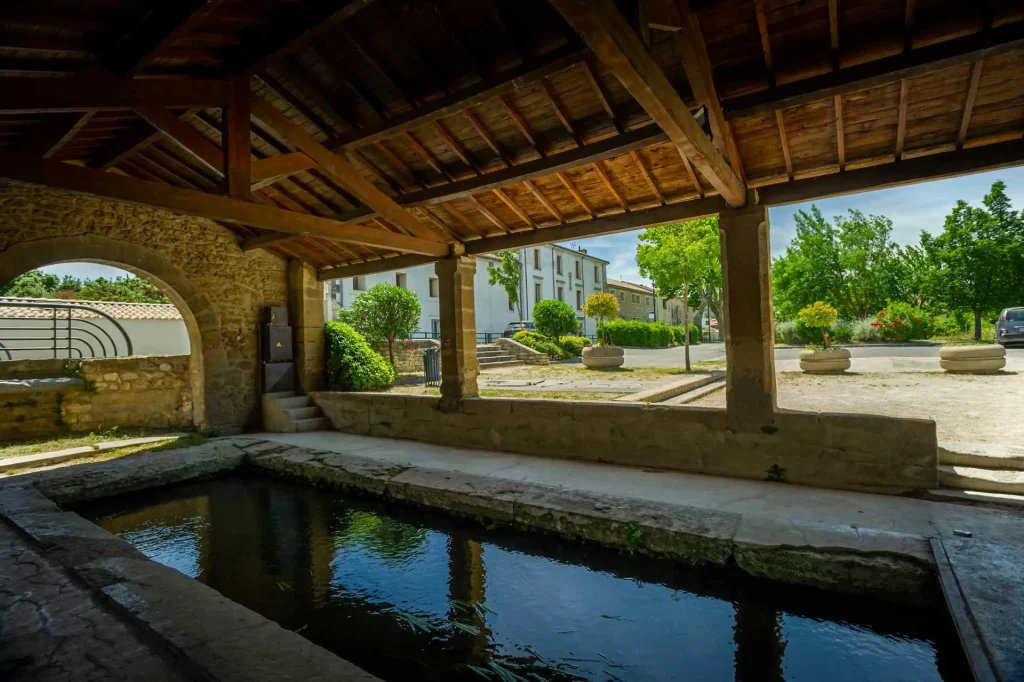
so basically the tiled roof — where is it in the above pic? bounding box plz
[0,297,182,321]
[606,278,653,294]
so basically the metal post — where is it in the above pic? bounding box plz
[52,307,57,359]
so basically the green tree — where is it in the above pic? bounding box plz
[0,270,61,298]
[582,292,619,345]
[920,181,1023,339]
[343,283,421,367]
[78,276,169,303]
[636,217,720,370]
[487,251,523,322]
[532,299,578,339]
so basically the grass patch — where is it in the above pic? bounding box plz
[1,433,208,475]
[0,426,180,460]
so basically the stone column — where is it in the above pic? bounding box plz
[435,256,479,410]
[287,259,325,394]
[719,201,777,432]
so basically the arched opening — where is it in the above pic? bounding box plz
[0,235,218,430]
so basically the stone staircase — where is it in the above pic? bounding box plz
[476,344,521,369]
[261,391,330,433]
[931,442,1024,507]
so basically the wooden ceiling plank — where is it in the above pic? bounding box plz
[524,179,565,222]
[549,0,746,207]
[895,79,909,160]
[443,201,486,238]
[404,131,456,181]
[0,79,229,114]
[250,95,443,242]
[135,106,224,175]
[493,188,537,228]
[255,70,336,137]
[464,108,513,165]
[592,161,628,210]
[957,61,984,150]
[107,0,228,76]
[539,77,582,146]
[581,58,621,133]
[630,150,664,205]
[376,141,427,189]
[350,149,405,194]
[776,110,794,180]
[468,195,511,233]
[0,151,449,256]
[557,171,595,217]
[433,120,481,174]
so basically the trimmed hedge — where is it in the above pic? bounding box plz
[557,336,592,357]
[670,324,702,345]
[513,330,569,359]
[597,320,700,347]
[325,321,396,391]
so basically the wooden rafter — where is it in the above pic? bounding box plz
[776,110,793,179]
[0,78,229,113]
[0,152,450,256]
[895,80,909,160]
[493,188,537,229]
[592,162,627,210]
[467,195,511,233]
[464,108,512,165]
[250,96,444,242]
[539,77,582,146]
[404,131,456,182]
[549,0,746,207]
[557,171,594,217]
[524,180,564,223]
[753,0,775,87]
[225,76,252,198]
[433,121,480,174]
[631,150,664,205]
[107,0,228,76]
[135,106,223,174]
[834,95,845,171]
[679,152,703,197]
[957,61,984,149]
[255,69,337,137]
[500,95,543,154]
[22,112,95,159]
[581,59,621,132]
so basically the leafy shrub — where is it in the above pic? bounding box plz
[598,320,674,347]
[671,325,702,345]
[513,330,569,359]
[775,319,799,345]
[930,315,965,338]
[797,301,839,348]
[871,302,932,342]
[831,321,854,343]
[325,322,395,391]
[532,299,579,339]
[342,283,421,367]
[852,317,882,343]
[557,336,591,357]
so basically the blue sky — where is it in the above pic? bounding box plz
[41,167,1024,286]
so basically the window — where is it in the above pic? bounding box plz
[594,265,600,283]
[557,286,564,302]
[352,276,365,291]
[395,273,408,289]
[428,277,438,298]
[534,249,541,269]
[576,290,582,309]
[575,261,582,278]
[535,281,542,301]
[556,255,563,275]
[646,296,651,305]
[662,299,667,309]
[618,291,624,300]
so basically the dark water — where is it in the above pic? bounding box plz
[79,474,970,682]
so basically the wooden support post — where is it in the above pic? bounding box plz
[719,199,776,432]
[226,76,252,199]
[435,256,479,410]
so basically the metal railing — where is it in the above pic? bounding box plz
[409,331,505,345]
[0,301,133,360]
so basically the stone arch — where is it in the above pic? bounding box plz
[0,234,214,428]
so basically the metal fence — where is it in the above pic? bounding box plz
[409,331,506,345]
[0,301,134,361]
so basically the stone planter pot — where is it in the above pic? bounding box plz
[939,344,1006,372]
[799,347,851,373]
[582,345,624,369]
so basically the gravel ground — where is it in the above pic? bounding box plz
[689,370,1024,444]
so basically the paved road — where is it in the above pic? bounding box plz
[624,343,1024,370]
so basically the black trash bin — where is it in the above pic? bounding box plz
[422,346,441,387]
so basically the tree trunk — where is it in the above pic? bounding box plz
[388,337,396,367]
[683,280,691,371]
[974,309,982,340]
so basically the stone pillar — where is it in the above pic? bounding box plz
[435,256,479,410]
[719,201,777,432]
[288,259,325,394]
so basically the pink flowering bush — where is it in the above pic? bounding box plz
[870,302,932,342]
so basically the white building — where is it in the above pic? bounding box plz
[0,297,190,360]
[324,245,610,339]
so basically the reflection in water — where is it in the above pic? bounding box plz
[79,474,969,682]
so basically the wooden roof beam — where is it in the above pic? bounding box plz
[957,61,984,150]
[895,80,909,160]
[21,112,95,159]
[0,79,229,113]
[0,152,451,256]
[726,21,1024,117]
[250,95,446,243]
[107,0,228,76]
[549,0,746,207]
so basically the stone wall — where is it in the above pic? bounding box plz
[0,182,289,431]
[494,338,549,365]
[0,355,192,439]
[309,392,939,494]
[374,339,440,374]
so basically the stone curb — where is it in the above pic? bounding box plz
[0,433,189,471]
[614,371,724,403]
[248,446,937,604]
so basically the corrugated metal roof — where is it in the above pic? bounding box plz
[0,297,182,321]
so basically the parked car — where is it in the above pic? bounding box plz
[996,307,1024,346]
[502,321,535,338]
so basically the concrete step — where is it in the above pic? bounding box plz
[939,464,1024,496]
[293,417,329,432]
[273,395,312,410]
[939,442,1024,471]
[478,354,515,362]
[264,391,296,400]
[662,379,726,405]
[926,488,1024,510]
[478,360,522,369]
[476,348,509,356]
[285,406,321,421]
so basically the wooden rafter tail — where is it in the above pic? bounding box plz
[957,61,984,150]
[776,110,793,179]
[0,152,450,256]
[0,78,230,114]
[548,0,746,207]
[249,95,448,243]
[895,79,909,160]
